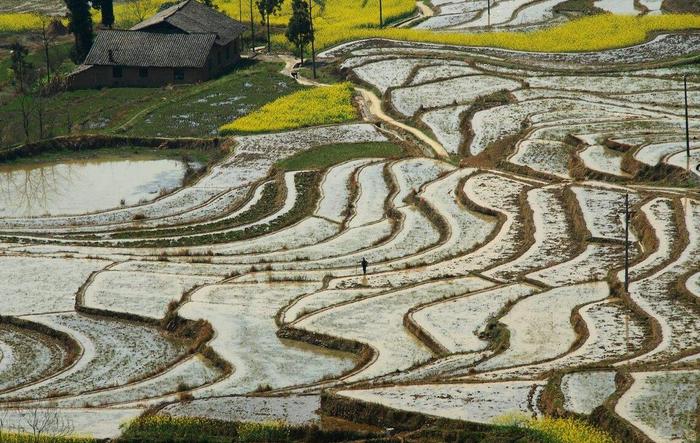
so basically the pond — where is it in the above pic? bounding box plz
[0,158,190,217]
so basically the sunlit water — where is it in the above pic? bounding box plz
[0,159,189,217]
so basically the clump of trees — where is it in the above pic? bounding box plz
[63,0,93,63]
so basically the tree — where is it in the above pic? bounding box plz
[256,0,283,52]
[36,14,57,82]
[9,41,30,94]
[9,42,37,142]
[286,0,312,66]
[64,0,94,63]
[92,0,115,28]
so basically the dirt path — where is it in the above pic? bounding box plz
[277,55,448,158]
[355,87,449,158]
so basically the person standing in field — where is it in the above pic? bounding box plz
[361,257,368,275]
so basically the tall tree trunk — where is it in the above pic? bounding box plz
[43,31,51,83]
[299,44,304,66]
[309,0,316,79]
[266,14,271,52]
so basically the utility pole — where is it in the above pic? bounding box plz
[379,0,383,27]
[684,74,690,158]
[487,0,491,26]
[250,0,255,51]
[309,0,316,79]
[624,193,630,292]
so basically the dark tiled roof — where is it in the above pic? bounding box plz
[131,0,247,46]
[84,30,216,68]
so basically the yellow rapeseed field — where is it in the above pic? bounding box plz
[2,0,699,56]
[304,13,700,52]
[219,82,357,134]
[0,13,46,33]
[527,417,618,443]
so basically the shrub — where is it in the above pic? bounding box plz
[237,421,292,443]
[119,415,236,442]
[219,83,357,134]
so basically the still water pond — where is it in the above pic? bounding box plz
[0,159,188,217]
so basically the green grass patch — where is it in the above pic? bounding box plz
[124,60,303,138]
[276,141,405,171]
[0,60,300,146]
[117,416,379,443]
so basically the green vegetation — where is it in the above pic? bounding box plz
[0,60,300,147]
[0,432,96,443]
[117,416,378,442]
[0,42,74,85]
[276,141,405,171]
[118,416,237,443]
[0,145,217,166]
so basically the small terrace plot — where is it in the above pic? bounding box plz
[336,381,545,423]
[2,313,184,401]
[82,271,221,320]
[617,370,700,443]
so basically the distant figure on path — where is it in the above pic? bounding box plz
[361,257,368,275]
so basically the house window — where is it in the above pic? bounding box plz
[174,68,185,81]
[112,66,123,78]
[139,68,148,78]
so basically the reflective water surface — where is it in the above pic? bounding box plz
[0,159,188,217]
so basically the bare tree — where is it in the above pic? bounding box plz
[36,14,57,83]
[20,407,75,440]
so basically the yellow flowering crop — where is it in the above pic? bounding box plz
[527,417,618,443]
[0,431,95,443]
[0,13,47,32]
[295,13,700,52]
[219,82,358,134]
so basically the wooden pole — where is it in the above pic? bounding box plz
[379,0,383,27]
[249,0,255,50]
[487,0,490,26]
[685,74,690,158]
[624,193,630,292]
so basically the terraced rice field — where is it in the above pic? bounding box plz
[1,23,700,443]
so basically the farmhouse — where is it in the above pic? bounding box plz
[68,0,246,89]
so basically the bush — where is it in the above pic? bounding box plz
[219,83,357,134]
[118,416,236,442]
